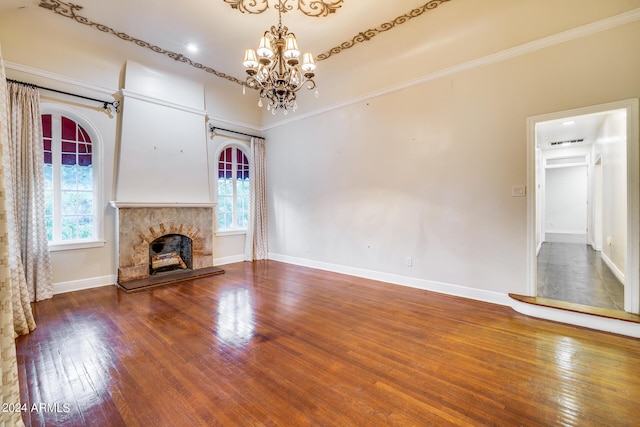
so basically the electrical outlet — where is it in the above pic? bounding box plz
[405,257,412,267]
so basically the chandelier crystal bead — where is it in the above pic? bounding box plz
[243,1,317,114]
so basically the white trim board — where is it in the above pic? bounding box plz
[601,251,626,286]
[511,300,640,338]
[53,275,116,295]
[214,255,246,266]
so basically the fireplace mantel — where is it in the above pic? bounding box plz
[110,201,216,209]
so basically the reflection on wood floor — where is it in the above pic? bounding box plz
[17,261,640,426]
[537,233,624,310]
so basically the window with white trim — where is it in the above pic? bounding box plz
[216,145,250,231]
[42,110,101,246]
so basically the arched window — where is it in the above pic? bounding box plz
[41,107,102,248]
[217,145,250,231]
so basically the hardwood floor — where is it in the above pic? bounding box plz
[537,233,624,310]
[16,261,640,426]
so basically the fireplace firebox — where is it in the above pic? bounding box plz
[149,234,193,275]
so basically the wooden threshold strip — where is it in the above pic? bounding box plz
[509,293,640,324]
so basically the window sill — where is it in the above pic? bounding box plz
[49,240,106,252]
[215,229,247,237]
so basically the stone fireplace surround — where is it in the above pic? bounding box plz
[110,202,215,283]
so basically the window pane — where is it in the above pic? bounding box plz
[41,114,52,138]
[218,178,232,197]
[61,191,79,215]
[237,211,248,228]
[61,117,77,141]
[61,216,77,240]
[62,153,77,166]
[76,191,93,215]
[43,164,52,190]
[218,212,232,230]
[76,216,94,239]
[78,126,91,143]
[77,166,93,190]
[61,165,78,190]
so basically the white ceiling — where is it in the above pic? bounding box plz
[1,0,433,86]
[1,0,638,132]
[536,112,609,152]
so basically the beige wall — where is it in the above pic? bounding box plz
[265,21,640,296]
[0,3,638,296]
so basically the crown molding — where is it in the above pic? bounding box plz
[4,61,117,98]
[119,89,207,116]
[264,7,640,131]
[6,7,639,131]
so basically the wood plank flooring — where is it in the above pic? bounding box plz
[16,261,640,426]
[537,234,624,310]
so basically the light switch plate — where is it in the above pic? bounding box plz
[512,185,526,197]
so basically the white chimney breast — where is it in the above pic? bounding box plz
[115,61,211,204]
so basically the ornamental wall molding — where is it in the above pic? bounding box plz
[223,0,344,17]
[38,0,246,87]
[37,0,451,84]
[316,0,450,61]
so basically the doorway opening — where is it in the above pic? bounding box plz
[527,99,639,314]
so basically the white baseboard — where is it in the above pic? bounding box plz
[601,251,625,285]
[53,275,116,295]
[511,300,640,338]
[214,254,246,266]
[269,252,640,338]
[267,253,512,307]
[545,230,586,235]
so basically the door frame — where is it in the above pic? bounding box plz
[526,98,640,314]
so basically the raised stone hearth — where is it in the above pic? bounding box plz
[111,202,216,286]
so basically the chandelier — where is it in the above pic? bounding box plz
[242,1,317,115]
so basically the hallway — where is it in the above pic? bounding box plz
[537,233,624,311]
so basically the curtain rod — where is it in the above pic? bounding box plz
[6,78,121,113]
[209,125,261,140]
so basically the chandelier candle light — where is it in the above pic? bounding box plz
[243,2,318,115]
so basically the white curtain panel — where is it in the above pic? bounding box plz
[245,137,268,261]
[3,81,53,335]
[0,47,27,427]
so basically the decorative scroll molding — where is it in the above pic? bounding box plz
[316,0,450,61]
[38,0,247,87]
[36,0,452,85]
[223,0,343,17]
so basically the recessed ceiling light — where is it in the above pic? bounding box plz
[562,120,575,126]
[186,43,199,53]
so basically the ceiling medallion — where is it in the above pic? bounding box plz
[223,0,343,17]
[242,0,317,114]
[316,0,451,61]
